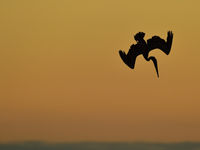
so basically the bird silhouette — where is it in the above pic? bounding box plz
[119,31,173,77]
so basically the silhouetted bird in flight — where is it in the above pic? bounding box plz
[119,31,173,77]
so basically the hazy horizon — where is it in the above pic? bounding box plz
[1,142,200,150]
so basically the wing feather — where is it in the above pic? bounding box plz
[147,31,173,55]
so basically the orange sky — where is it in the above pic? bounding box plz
[0,0,200,142]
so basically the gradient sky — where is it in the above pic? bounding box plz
[0,0,200,142]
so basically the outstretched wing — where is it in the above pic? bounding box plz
[119,45,142,69]
[147,31,173,55]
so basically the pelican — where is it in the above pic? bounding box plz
[119,31,173,77]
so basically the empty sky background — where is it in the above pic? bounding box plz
[0,0,200,142]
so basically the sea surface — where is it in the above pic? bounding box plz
[1,142,200,150]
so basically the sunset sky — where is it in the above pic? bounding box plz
[0,0,200,142]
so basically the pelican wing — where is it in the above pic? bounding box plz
[119,45,143,69]
[147,31,173,55]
